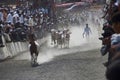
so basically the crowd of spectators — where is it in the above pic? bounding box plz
[100,0,120,80]
[0,2,55,47]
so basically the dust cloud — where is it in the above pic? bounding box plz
[14,9,103,64]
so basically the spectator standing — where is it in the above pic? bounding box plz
[6,12,13,24]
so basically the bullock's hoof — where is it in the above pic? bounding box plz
[31,63,39,67]
[103,62,109,67]
[0,45,5,47]
[51,43,53,45]
[32,64,37,67]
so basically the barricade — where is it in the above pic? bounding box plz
[0,37,47,60]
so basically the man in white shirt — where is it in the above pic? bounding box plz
[83,24,92,38]
[6,12,13,24]
[28,16,34,32]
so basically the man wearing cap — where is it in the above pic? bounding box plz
[13,11,19,28]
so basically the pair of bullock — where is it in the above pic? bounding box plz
[51,29,71,48]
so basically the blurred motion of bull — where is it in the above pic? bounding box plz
[51,28,71,48]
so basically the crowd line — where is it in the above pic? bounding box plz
[100,0,120,80]
[0,4,55,47]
